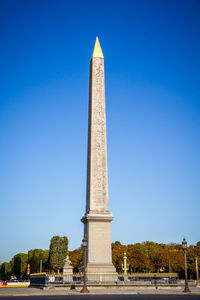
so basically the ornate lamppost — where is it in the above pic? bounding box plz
[182,237,191,293]
[122,252,129,281]
[80,234,89,293]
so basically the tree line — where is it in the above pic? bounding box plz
[68,240,200,279]
[111,241,200,279]
[0,238,199,280]
[0,236,68,280]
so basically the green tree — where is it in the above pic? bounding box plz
[0,262,12,280]
[112,242,127,272]
[13,253,28,278]
[69,247,83,272]
[49,236,68,273]
[186,246,196,279]
[168,247,184,273]
[114,241,121,246]
[143,241,168,272]
[28,249,49,273]
[9,257,14,275]
[127,245,150,272]
[196,241,200,250]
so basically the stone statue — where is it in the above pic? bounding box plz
[63,255,73,282]
[64,255,71,265]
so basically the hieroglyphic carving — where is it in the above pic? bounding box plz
[86,62,92,213]
[92,57,108,210]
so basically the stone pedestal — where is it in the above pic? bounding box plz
[63,256,73,282]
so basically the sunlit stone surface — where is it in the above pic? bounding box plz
[81,37,116,280]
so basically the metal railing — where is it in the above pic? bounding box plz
[30,272,178,286]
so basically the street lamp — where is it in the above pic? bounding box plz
[80,234,89,293]
[182,237,191,293]
[122,252,129,281]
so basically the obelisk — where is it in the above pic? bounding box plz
[81,37,116,280]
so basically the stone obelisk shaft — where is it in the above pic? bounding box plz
[86,39,108,214]
[82,37,116,278]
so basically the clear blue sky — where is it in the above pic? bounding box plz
[0,0,200,263]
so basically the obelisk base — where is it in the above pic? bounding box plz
[87,263,117,282]
[82,213,117,282]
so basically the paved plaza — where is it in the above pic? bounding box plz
[0,293,200,300]
[0,285,200,298]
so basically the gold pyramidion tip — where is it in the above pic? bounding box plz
[92,37,104,58]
